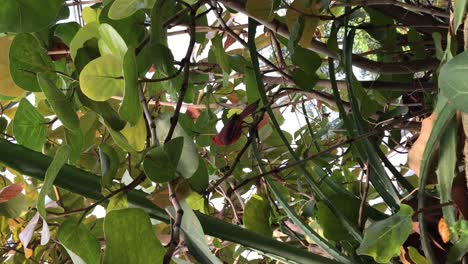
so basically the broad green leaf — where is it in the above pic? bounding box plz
[54,22,81,47]
[453,0,467,32]
[156,114,199,178]
[243,195,272,237]
[9,33,56,92]
[169,200,222,264]
[120,115,146,152]
[98,23,128,60]
[100,4,146,48]
[108,0,157,20]
[79,55,124,101]
[37,145,71,218]
[37,73,80,131]
[0,0,63,33]
[143,137,184,183]
[356,204,413,263]
[187,157,209,193]
[57,219,101,264]
[149,43,181,91]
[13,99,47,152]
[285,0,320,48]
[316,195,362,241]
[99,143,119,189]
[0,37,26,97]
[119,48,142,126]
[70,22,100,59]
[246,0,275,21]
[103,208,165,264]
[440,51,468,112]
[292,68,318,91]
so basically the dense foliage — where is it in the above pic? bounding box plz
[0,0,467,263]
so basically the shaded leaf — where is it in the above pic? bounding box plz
[103,208,165,264]
[37,73,80,131]
[285,0,320,48]
[119,48,142,126]
[99,143,119,189]
[440,51,468,112]
[70,22,100,59]
[9,33,56,92]
[13,99,47,152]
[57,219,101,264]
[243,195,272,237]
[143,137,184,183]
[0,0,63,33]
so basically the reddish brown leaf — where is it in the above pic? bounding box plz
[0,184,23,203]
[224,35,236,50]
[212,101,259,146]
[408,113,437,176]
[451,173,468,218]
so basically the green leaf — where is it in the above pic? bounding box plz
[156,114,199,178]
[169,200,222,264]
[76,88,126,131]
[292,68,318,91]
[0,0,63,33]
[9,33,56,92]
[37,73,80,132]
[187,157,209,193]
[54,22,81,47]
[211,35,231,73]
[37,145,71,218]
[316,195,362,241]
[453,0,467,32]
[100,4,146,53]
[291,46,322,73]
[82,7,101,25]
[57,219,101,264]
[440,51,468,112]
[0,179,28,218]
[246,0,275,21]
[108,0,157,20]
[447,234,468,264]
[107,192,128,212]
[356,204,413,263]
[99,143,119,189]
[79,55,124,101]
[408,247,429,264]
[119,48,142,126]
[13,99,47,152]
[120,115,147,152]
[103,208,165,264]
[98,23,128,60]
[243,195,272,237]
[143,137,184,183]
[65,129,84,164]
[70,22,100,59]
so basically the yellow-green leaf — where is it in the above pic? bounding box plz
[79,55,124,101]
[246,0,275,22]
[0,37,26,97]
[120,115,146,152]
[285,0,320,48]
